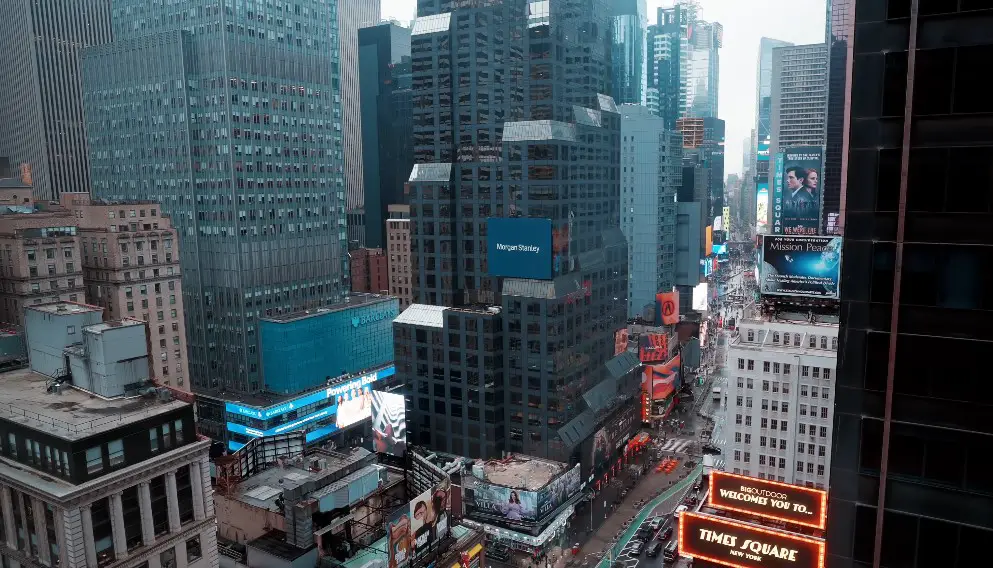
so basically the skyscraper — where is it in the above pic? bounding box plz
[620,104,681,319]
[684,19,723,119]
[828,2,993,566]
[609,0,648,106]
[340,0,383,247]
[753,37,793,183]
[359,22,413,250]
[770,43,828,153]
[0,0,113,200]
[822,0,854,235]
[393,0,629,462]
[82,0,348,394]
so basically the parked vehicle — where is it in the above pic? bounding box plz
[647,542,664,558]
[630,542,644,556]
[660,526,674,542]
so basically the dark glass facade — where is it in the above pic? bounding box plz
[823,0,853,234]
[828,2,993,567]
[81,0,348,394]
[395,0,628,462]
[609,0,647,106]
[359,23,414,249]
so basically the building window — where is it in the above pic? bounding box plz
[773,362,780,373]
[162,423,172,449]
[797,461,804,472]
[824,369,831,380]
[783,364,791,375]
[760,436,766,447]
[763,361,770,373]
[108,439,124,467]
[160,547,177,568]
[747,360,754,370]
[174,420,184,443]
[150,428,159,452]
[186,536,202,562]
[86,446,103,474]
[7,433,16,457]
[802,366,810,377]
[738,358,744,369]
[67,325,76,335]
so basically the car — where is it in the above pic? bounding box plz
[702,444,722,455]
[673,505,688,517]
[629,542,644,556]
[659,526,674,542]
[693,480,703,492]
[650,517,665,531]
[646,542,665,558]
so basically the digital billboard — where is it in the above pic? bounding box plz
[656,291,679,325]
[389,477,453,568]
[372,391,407,456]
[638,333,669,363]
[705,226,713,257]
[708,471,828,530]
[760,236,841,298]
[756,183,769,233]
[614,328,629,356]
[723,206,731,236]
[712,243,728,256]
[591,407,638,466]
[643,354,679,401]
[679,512,826,568]
[773,147,822,236]
[692,283,709,311]
[486,217,553,280]
[463,464,580,524]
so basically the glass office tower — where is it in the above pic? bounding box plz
[82,0,348,393]
[394,0,630,462]
[828,1,993,566]
[609,0,648,106]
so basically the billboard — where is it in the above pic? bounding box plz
[760,236,841,298]
[705,226,713,257]
[773,147,822,236]
[464,463,580,524]
[712,243,728,256]
[692,283,708,311]
[638,333,669,363]
[757,142,770,162]
[387,505,413,568]
[372,391,407,456]
[708,471,828,530]
[713,216,723,232]
[614,328,629,356]
[410,479,452,557]
[756,183,769,233]
[643,354,680,401]
[655,291,679,325]
[591,407,638,466]
[487,217,553,279]
[723,206,731,236]
[678,512,826,568]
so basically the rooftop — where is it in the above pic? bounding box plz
[27,302,102,316]
[475,455,569,492]
[0,367,187,440]
[247,531,314,561]
[393,303,447,328]
[261,293,395,323]
[84,319,145,334]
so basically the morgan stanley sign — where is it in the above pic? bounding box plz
[487,217,553,280]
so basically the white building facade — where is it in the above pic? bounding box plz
[724,316,838,489]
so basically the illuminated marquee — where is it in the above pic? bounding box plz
[708,471,828,530]
[224,366,395,420]
[678,512,825,568]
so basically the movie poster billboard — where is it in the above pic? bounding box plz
[591,405,639,466]
[638,333,669,363]
[372,391,407,456]
[643,354,680,401]
[756,183,769,233]
[464,479,538,523]
[387,505,412,568]
[409,479,452,557]
[773,147,822,236]
[535,464,581,517]
[760,236,841,299]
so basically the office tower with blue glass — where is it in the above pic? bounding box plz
[394,0,633,462]
[609,0,648,106]
[81,0,348,394]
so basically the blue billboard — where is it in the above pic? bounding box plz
[487,217,553,280]
[760,236,841,298]
[225,365,395,420]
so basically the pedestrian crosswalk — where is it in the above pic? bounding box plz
[658,438,694,454]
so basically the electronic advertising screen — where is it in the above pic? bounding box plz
[679,512,826,568]
[464,479,539,523]
[773,147,822,236]
[388,478,452,568]
[708,471,828,530]
[486,217,553,280]
[756,183,769,233]
[760,236,841,299]
[372,391,407,457]
[638,333,669,363]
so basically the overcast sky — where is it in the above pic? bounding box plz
[379,0,827,177]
